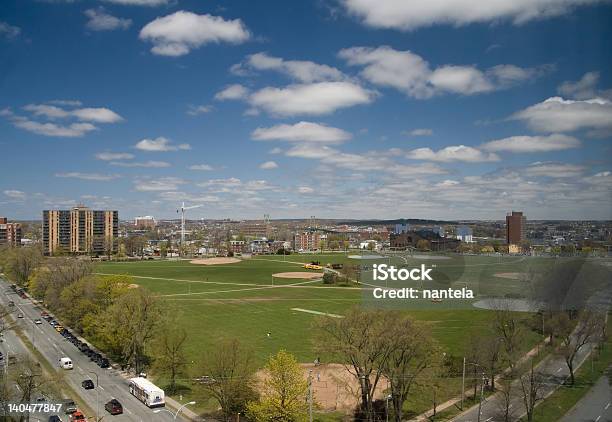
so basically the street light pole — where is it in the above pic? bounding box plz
[88,371,99,422]
[308,370,313,422]
[154,401,196,420]
[477,372,485,422]
[461,356,466,410]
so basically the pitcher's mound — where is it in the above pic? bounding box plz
[273,272,324,279]
[190,257,241,265]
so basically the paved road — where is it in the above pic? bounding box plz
[560,375,612,422]
[0,277,179,422]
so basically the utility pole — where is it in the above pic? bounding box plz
[477,372,485,422]
[461,356,466,410]
[308,370,313,422]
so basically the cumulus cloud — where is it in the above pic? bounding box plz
[3,190,26,200]
[0,21,20,39]
[557,71,612,100]
[512,96,612,133]
[55,172,120,181]
[340,0,604,31]
[523,162,584,178]
[139,11,251,57]
[95,152,135,160]
[186,105,213,115]
[214,84,250,101]
[85,8,132,31]
[102,0,169,5]
[259,161,278,169]
[248,82,375,116]
[14,120,97,137]
[134,177,186,191]
[339,46,546,98]
[233,52,345,83]
[406,145,500,162]
[189,164,214,171]
[22,103,123,123]
[109,160,170,168]
[298,186,314,194]
[482,134,581,153]
[404,128,433,136]
[252,122,352,144]
[135,137,191,152]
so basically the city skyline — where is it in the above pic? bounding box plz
[1,0,611,220]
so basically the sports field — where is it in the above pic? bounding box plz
[95,253,549,416]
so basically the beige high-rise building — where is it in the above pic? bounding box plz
[43,205,118,255]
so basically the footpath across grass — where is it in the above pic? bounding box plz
[529,316,612,422]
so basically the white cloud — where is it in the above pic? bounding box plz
[482,134,581,153]
[340,0,604,31]
[339,46,544,98]
[186,105,213,115]
[298,186,314,194]
[234,52,345,83]
[249,82,375,116]
[134,177,186,191]
[14,119,97,137]
[557,71,612,100]
[95,152,135,160]
[407,145,500,162]
[269,147,282,154]
[404,128,433,136]
[0,21,20,39]
[55,172,120,181]
[259,161,278,169]
[214,84,250,101]
[102,0,169,5]
[85,8,132,31]
[512,96,612,133]
[139,11,251,57]
[110,160,170,168]
[135,137,191,152]
[3,190,26,200]
[22,103,123,123]
[252,121,352,144]
[524,162,584,178]
[48,100,82,106]
[189,164,214,171]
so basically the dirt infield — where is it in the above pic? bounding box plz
[189,257,241,265]
[272,272,324,279]
[494,272,525,280]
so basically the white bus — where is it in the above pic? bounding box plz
[128,377,165,408]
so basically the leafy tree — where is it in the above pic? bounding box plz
[247,350,308,422]
[198,339,258,422]
[2,246,43,287]
[416,239,430,251]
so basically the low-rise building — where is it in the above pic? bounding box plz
[0,217,21,246]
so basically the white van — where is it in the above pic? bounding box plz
[59,357,73,370]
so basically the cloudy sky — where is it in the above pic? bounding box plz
[1,0,611,220]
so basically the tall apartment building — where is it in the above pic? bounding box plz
[43,206,118,255]
[293,231,321,251]
[0,217,22,246]
[506,211,526,245]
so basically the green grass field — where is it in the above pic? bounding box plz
[94,253,558,417]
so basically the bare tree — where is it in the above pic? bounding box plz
[517,359,546,422]
[495,372,516,422]
[557,311,603,385]
[198,339,258,422]
[153,327,188,394]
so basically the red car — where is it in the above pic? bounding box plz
[105,399,123,415]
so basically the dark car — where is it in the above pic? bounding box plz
[105,399,123,415]
[78,343,89,352]
[48,416,62,422]
[81,379,95,390]
[97,358,110,369]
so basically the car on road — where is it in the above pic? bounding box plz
[97,358,110,369]
[50,320,58,326]
[34,318,42,324]
[17,313,23,319]
[81,379,94,390]
[41,311,49,317]
[59,357,73,370]
[55,325,64,332]
[62,400,77,414]
[69,410,86,422]
[0,352,4,361]
[104,399,123,415]
[48,416,61,422]
[7,301,14,307]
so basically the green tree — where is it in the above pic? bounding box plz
[2,246,43,287]
[247,350,309,422]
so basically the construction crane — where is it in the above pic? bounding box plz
[177,202,203,248]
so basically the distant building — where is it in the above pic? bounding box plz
[394,223,410,234]
[390,230,460,251]
[456,226,473,243]
[0,217,21,247]
[229,240,246,254]
[43,205,118,255]
[134,216,156,229]
[506,211,526,245]
[293,231,321,251]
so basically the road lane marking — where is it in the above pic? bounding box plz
[605,402,610,410]
[595,416,601,422]
[556,367,562,373]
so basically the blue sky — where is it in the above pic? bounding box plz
[1,0,611,220]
